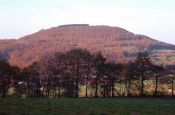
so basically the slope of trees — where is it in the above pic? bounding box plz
[0,48,175,98]
[1,25,174,68]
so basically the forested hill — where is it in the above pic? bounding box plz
[0,24,175,68]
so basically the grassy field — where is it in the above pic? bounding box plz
[0,98,175,115]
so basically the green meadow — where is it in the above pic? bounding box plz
[0,98,175,115]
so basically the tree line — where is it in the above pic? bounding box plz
[0,49,175,98]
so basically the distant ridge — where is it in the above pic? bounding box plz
[0,24,175,68]
[58,24,89,27]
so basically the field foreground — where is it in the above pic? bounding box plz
[0,98,175,115]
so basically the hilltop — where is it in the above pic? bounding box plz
[0,24,175,68]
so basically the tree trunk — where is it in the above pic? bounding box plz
[95,79,98,97]
[141,75,144,96]
[75,60,80,98]
[58,81,60,97]
[127,82,131,97]
[172,78,174,97]
[103,82,106,97]
[85,82,88,98]
[155,76,158,96]
[85,61,90,98]
[111,82,115,97]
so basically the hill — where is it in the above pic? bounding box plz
[0,24,175,68]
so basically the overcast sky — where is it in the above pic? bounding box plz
[0,0,175,44]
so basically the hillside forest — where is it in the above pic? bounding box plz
[0,48,175,98]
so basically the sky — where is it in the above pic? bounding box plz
[0,0,175,44]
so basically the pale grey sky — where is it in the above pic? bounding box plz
[0,0,175,44]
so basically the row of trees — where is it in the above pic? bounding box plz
[0,49,175,98]
[0,61,20,98]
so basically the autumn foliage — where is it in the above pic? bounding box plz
[0,48,174,98]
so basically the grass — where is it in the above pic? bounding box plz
[0,98,175,115]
